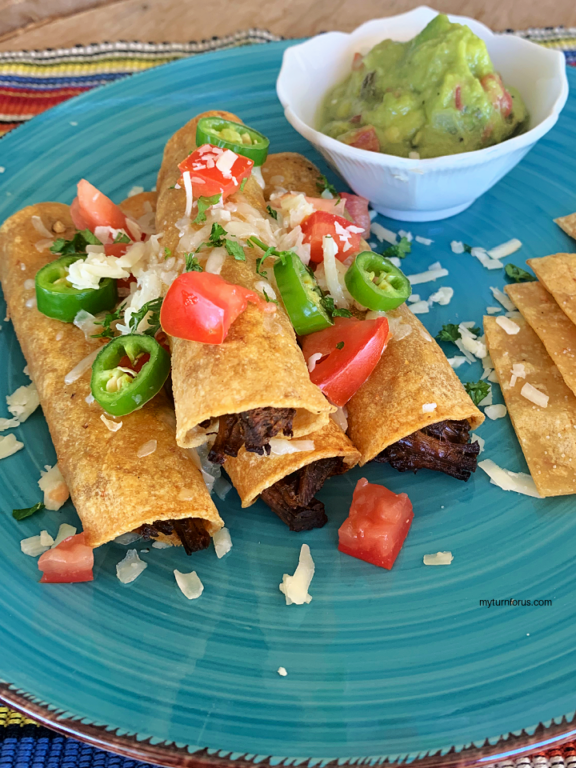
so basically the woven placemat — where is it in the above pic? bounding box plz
[1,24,576,768]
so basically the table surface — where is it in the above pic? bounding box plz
[0,0,575,52]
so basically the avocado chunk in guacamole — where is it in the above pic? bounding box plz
[319,14,528,158]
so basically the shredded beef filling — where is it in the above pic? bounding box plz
[261,457,346,532]
[375,419,480,481]
[208,406,296,465]
[136,517,210,555]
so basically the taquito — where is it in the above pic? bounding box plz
[0,200,223,550]
[260,152,484,478]
[156,111,334,456]
[224,419,360,531]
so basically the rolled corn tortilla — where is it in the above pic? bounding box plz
[224,419,360,530]
[505,280,576,398]
[346,305,484,466]
[156,111,334,452]
[527,253,576,327]
[261,152,484,476]
[484,315,576,497]
[0,200,223,549]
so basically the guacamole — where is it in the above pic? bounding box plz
[319,14,528,159]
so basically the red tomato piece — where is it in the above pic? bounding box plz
[352,52,364,71]
[300,316,389,406]
[340,192,371,236]
[72,179,129,233]
[178,144,253,201]
[301,211,363,264]
[480,73,513,118]
[160,271,273,344]
[118,353,150,373]
[342,125,380,153]
[338,478,414,570]
[455,85,463,111]
[104,242,130,258]
[38,532,94,584]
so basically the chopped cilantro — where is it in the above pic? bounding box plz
[113,232,131,244]
[336,341,344,350]
[92,302,126,339]
[12,502,45,521]
[50,229,101,256]
[164,247,172,259]
[194,193,222,224]
[316,174,340,202]
[321,295,352,320]
[224,239,246,262]
[463,243,473,253]
[382,236,411,259]
[262,288,279,306]
[266,205,278,220]
[185,253,203,272]
[129,297,163,337]
[195,222,246,261]
[239,177,248,192]
[505,263,536,283]
[436,323,461,343]
[464,380,491,406]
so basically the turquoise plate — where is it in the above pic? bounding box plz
[1,41,576,768]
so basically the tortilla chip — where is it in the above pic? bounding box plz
[555,212,576,241]
[506,281,576,398]
[262,152,324,198]
[225,419,360,507]
[347,304,484,465]
[484,315,576,497]
[0,202,223,548]
[528,253,576,327]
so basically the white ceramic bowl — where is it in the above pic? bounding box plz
[276,6,569,222]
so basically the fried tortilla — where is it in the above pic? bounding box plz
[554,212,576,241]
[261,152,325,199]
[156,112,334,452]
[484,315,576,497]
[346,304,484,466]
[527,253,576,326]
[0,201,223,548]
[505,281,576,398]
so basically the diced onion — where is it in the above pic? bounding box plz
[204,246,227,275]
[174,569,203,599]
[484,404,507,420]
[471,434,485,452]
[117,549,147,584]
[269,438,315,456]
[73,310,100,341]
[21,535,50,557]
[331,405,348,432]
[183,171,193,218]
[101,414,123,432]
[114,532,141,545]
[429,286,454,306]
[307,352,323,373]
[422,403,437,413]
[423,551,453,566]
[277,667,288,677]
[521,382,549,408]
[448,356,468,369]
[40,530,55,547]
[6,382,39,422]
[38,463,69,511]
[137,439,157,458]
[479,459,542,498]
[0,433,24,459]
[214,477,233,500]
[0,417,20,431]
[52,523,77,548]
[279,544,315,605]
[213,527,233,558]
[409,300,429,314]
[31,215,54,239]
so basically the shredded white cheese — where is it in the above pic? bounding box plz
[183,170,193,219]
[471,434,485,452]
[486,306,502,314]
[448,356,468,369]
[409,300,430,314]
[370,222,397,245]
[64,348,101,385]
[269,438,315,456]
[174,569,204,599]
[322,235,349,309]
[398,229,413,241]
[31,215,53,239]
[214,476,232,500]
[137,439,157,458]
[307,352,323,373]
[114,532,141,545]
[38,463,69,510]
[496,316,520,335]
[429,286,454,306]
[490,286,516,312]
[521,382,549,408]
[407,266,449,285]
[279,544,315,605]
[479,459,542,498]
[101,414,123,432]
[0,417,20,431]
[152,540,172,549]
[277,667,288,677]
[484,404,507,420]
[422,403,437,413]
[487,238,522,260]
[451,241,465,254]
[471,247,503,270]
[331,405,348,432]
[117,549,147,584]
[423,551,454,566]
[0,433,24,459]
[128,185,145,198]
[415,236,433,245]
[213,527,233,559]
[6,382,39,422]
[73,310,101,341]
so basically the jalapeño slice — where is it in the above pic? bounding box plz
[345,251,411,312]
[274,252,333,336]
[35,255,117,323]
[91,334,170,417]
[196,117,270,166]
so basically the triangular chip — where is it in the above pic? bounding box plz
[555,212,576,240]
[528,253,576,327]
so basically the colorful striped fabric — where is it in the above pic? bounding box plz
[0,26,574,138]
[1,25,576,767]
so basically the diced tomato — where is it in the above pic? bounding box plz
[160,271,274,344]
[342,125,380,153]
[72,179,129,233]
[38,532,94,584]
[178,144,253,201]
[338,478,414,570]
[340,192,370,236]
[104,242,130,258]
[118,353,150,373]
[352,52,364,71]
[480,73,513,118]
[300,316,389,406]
[301,211,363,264]
[455,85,463,111]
